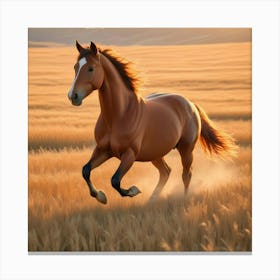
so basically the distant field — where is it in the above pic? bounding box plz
[28,42,251,251]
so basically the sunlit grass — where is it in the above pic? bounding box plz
[28,42,251,251]
[29,179,251,251]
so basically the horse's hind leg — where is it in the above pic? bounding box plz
[177,140,194,204]
[148,158,171,202]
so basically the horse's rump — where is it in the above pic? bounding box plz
[136,93,198,160]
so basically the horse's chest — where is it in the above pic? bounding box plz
[97,130,132,157]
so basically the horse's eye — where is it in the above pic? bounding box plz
[88,67,94,72]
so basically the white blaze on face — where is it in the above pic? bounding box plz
[68,57,87,100]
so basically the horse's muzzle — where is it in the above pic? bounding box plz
[71,92,83,106]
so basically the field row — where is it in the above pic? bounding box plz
[29,187,251,251]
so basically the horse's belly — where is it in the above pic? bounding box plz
[136,122,181,161]
[136,146,174,161]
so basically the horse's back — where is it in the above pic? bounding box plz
[145,92,196,116]
[145,92,171,100]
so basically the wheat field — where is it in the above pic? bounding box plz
[28,42,251,251]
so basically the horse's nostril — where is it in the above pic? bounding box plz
[73,93,78,100]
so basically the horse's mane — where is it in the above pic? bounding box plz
[78,47,139,93]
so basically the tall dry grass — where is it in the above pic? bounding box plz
[28,42,251,251]
[28,147,251,251]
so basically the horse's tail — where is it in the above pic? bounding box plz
[194,104,238,159]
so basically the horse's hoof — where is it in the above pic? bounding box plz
[96,190,107,204]
[127,186,141,197]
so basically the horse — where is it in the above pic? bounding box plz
[67,41,237,204]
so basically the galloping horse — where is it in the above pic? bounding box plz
[68,41,237,204]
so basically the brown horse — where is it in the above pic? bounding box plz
[67,41,237,204]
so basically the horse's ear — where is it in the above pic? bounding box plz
[90,41,98,55]
[76,40,83,53]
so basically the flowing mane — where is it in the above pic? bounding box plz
[78,47,139,93]
[100,49,139,93]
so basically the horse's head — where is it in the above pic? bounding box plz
[68,41,104,106]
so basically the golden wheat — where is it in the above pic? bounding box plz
[28,42,251,251]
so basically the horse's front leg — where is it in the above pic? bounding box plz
[82,146,111,204]
[111,149,141,197]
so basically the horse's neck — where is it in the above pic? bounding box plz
[98,54,139,126]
